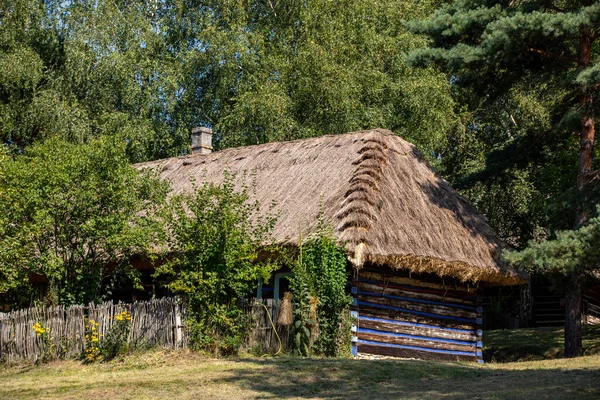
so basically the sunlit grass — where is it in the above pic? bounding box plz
[1,348,599,400]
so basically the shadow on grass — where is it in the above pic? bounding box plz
[215,357,600,400]
[484,325,600,362]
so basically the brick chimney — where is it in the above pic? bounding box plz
[191,127,213,154]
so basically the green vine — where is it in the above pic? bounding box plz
[290,224,351,357]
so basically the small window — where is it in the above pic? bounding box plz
[257,273,294,305]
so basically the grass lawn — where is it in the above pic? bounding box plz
[484,325,600,362]
[1,350,599,400]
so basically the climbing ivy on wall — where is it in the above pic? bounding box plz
[290,225,352,357]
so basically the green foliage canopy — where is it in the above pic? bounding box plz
[442,84,576,248]
[505,206,600,280]
[1,0,461,163]
[407,1,599,101]
[172,0,460,159]
[0,0,188,161]
[407,0,600,245]
[0,136,168,305]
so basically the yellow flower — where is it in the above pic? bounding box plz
[32,322,48,337]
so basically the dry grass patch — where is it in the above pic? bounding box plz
[1,349,599,400]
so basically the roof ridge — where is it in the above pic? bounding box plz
[134,129,397,168]
[335,132,390,266]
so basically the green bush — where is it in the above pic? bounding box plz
[156,173,278,355]
[0,137,167,307]
[32,322,55,363]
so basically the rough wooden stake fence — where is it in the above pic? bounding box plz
[1,297,294,362]
[0,297,186,363]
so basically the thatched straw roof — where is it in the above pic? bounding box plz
[136,129,525,286]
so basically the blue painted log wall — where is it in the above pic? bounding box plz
[351,268,483,362]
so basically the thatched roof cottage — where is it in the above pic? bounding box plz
[137,128,525,361]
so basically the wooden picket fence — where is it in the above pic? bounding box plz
[0,297,186,363]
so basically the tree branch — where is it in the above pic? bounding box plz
[527,47,576,63]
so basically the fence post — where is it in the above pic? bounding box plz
[174,302,182,348]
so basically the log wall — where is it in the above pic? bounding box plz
[351,267,483,362]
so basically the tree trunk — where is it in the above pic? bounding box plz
[576,24,595,226]
[575,29,596,198]
[576,109,595,184]
[564,275,583,357]
[574,99,595,227]
[564,25,596,358]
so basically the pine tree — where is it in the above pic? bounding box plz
[407,1,600,357]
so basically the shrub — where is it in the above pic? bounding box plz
[83,311,132,362]
[0,137,168,307]
[156,173,278,355]
[32,322,55,363]
[83,318,102,362]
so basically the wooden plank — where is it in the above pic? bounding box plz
[360,270,478,297]
[358,304,477,330]
[358,316,477,341]
[358,330,477,353]
[357,342,478,362]
[358,281,477,307]
[357,299,478,325]
[358,292,479,319]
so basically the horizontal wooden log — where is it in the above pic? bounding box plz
[358,296,479,323]
[357,304,477,330]
[360,270,478,297]
[358,316,478,342]
[358,292,479,320]
[358,330,477,353]
[358,281,477,308]
[358,342,478,362]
